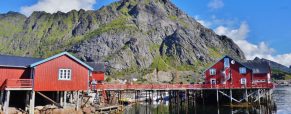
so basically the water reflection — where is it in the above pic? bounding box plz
[273,87,291,114]
[124,100,276,114]
[124,87,291,114]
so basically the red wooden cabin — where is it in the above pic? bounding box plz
[0,52,93,113]
[0,52,93,91]
[204,55,271,88]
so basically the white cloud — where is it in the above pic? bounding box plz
[20,0,96,16]
[214,22,291,66]
[208,0,224,9]
[194,16,212,27]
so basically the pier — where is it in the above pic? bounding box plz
[92,83,274,106]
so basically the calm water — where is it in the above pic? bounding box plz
[124,87,291,114]
[273,86,291,114]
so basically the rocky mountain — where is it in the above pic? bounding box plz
[0,0,245,82]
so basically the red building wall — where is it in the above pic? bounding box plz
[0,67,29,89]
[33,55,89,91]
[205,57,252,87]
[91,72,104,81]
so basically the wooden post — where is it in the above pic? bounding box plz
[216,89,219,107]
[60,92,64,106]
[229,89,232,106]
[245,88,248,102]
[0,90,4,105]
[29,91,35,114]
[202,90,205,105]
[76,91,80,110]
[4,90,10,114]
[70,91,73,103]
[258,89,261,104]
[57,91,60,103]
[64,91,67,108]
[25,91,30,111]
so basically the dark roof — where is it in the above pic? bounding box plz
[85,62,106,72]
[242,60,270,74]
[0,54,43,68]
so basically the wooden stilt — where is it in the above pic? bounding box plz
[60,92,64,106]
[245,88,248,102]
[25,91,30,111]
[4,90,10,114]
[216,89,219,107]
[70,91,73,103]
[76,91,80,110]
[258,89,261,104]
[230,89,233,106]
[29,91,35,114]
[56,91,60,103]
[202,90,205,105]
[0,90,4,105]
[64,91,67,108]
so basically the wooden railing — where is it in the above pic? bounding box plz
[4,79,33,88]
[94,83,274,90]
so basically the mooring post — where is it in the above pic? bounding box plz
[29,91,35,114]
[4,90,10,114]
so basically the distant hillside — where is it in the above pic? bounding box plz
[0,0,246,82]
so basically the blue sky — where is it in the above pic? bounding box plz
[0,0,291,66]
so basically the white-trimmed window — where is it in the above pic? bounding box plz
[209,68,216,75]
[239,67,246,74]
[224,58,230,68]
[59,69,72,80]
[241,78,246,85]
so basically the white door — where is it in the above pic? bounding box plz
[241,78,246,85]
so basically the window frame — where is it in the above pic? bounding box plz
[239,67,247,74]
[209,68,216,75]
[224,58,230,68]
[58,69,72,80]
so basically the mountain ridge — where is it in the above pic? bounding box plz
[0,0,245,82]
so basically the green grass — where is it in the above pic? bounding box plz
[168,15,178,21]
[208,47,223,59]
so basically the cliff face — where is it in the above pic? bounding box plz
[0,0,245,79]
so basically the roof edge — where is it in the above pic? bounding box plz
[0,65,27,68]
[30,52,94,71]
